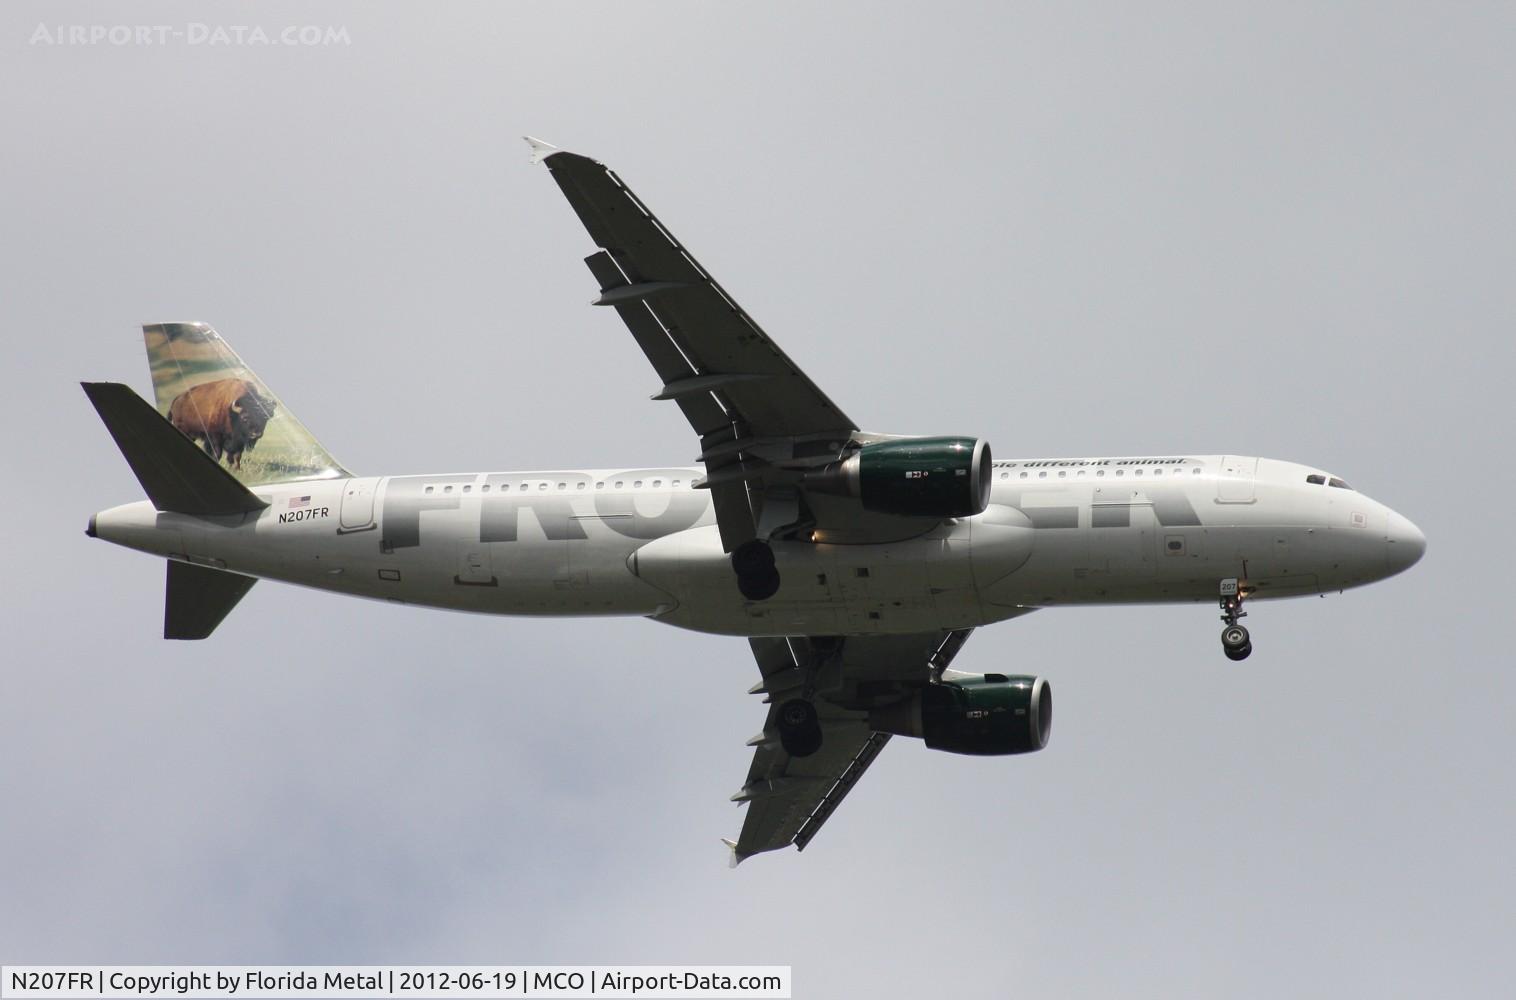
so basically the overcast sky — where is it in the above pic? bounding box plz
[3,2,1513,996]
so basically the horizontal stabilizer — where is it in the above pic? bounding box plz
[82,382,269,516]
[165,560,256,640]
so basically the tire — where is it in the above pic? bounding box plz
[737,566,781,601]
[781,727,823,758]
[777,699,823,757]
[1224,641,1253,662]
[731,539,776,577]
[779,699,817,731]
[1221,624,1250,650]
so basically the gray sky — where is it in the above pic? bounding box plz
[3,2,1513,996]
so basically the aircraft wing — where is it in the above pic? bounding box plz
[530,138,858,550]
[728,629,975,864]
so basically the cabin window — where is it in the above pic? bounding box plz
[444,485,453,493]
[462,485,471,493]
[481,484,490,493]
[577,482,586,490]
[1058,470,1067,478]
[615,481,624,489]
[653,479,662,488]
[634,480,643,488]
[1039,471,1047,479]
[557,482,566,490]
[596,482,605,490]
[673,480,681,488]
[1020,471,1028,479]
[424,486,434,494]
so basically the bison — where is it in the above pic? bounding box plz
[167,377,278,470]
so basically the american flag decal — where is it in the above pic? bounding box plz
[288,495,312,510]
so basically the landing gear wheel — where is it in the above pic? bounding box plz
[737,566,781,601]
[1221,624,1252,661]
[732,540,781,602]
[776,698,823,758]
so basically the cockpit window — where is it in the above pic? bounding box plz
[1305,474,1326,485]
[1328,477,1352,489]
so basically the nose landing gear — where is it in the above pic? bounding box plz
[1219,577,1253,660]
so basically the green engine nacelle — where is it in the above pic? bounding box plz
[808,436,993,518]
[870,674,1052,756]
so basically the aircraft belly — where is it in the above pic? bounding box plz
[632,523,1011,637]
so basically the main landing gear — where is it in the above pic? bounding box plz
[1219,577,1253,661]
[736,534,816,756]
[773,636,839,759]
[732,539,780,601]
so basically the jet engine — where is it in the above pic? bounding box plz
[870,674,1051,756]
[807,436,993,518]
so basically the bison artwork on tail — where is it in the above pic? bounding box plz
[167,377,278,469]
[141,322,347,487]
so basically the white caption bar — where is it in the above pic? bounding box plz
[0,967,791,999]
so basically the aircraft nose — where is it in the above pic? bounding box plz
[1385,509,1426,576]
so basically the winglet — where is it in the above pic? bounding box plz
[721,838,747,869]
[523,135,560,164]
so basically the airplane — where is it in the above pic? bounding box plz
[82,138,1426,864]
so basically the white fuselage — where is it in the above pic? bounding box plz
[90,454,1425,637]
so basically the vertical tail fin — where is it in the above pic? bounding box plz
[143,322,348,486]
